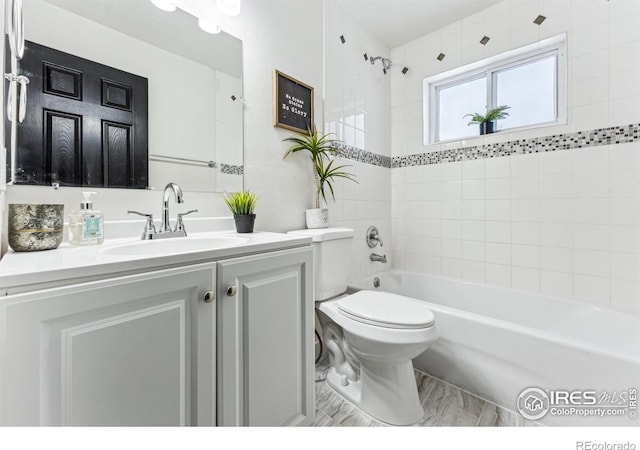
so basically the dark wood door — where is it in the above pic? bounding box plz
[6,40,148,188]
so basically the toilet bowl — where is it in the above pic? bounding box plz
[319,290,437,425]
[288,228,438,426]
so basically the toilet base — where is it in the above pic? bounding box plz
[325,358,424,426]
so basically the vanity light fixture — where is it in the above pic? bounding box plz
[216,0,241,17]
[198,17,222,34]
[149,0,230,34]
[150,0,176,12]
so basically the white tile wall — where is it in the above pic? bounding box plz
[324,2,392,283]
[327,161,391,283]
[390,0,640,314]
[392,144,640,314]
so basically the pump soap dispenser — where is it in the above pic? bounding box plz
[69,191,104,245]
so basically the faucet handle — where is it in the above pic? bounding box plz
[366,226,383,248]
[128,210,153,218]
[175,209,198,232]
[128,210,157,240]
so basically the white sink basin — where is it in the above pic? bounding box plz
[102,235,250,256]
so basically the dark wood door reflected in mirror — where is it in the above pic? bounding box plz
[5,40,149,188]
[5,0,244,194]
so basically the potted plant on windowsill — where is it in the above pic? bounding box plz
[224,190,258,233]
[464,105,510,135]
[283,129,357,229]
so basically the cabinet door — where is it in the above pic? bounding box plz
[0,263,216,426]
[217,247,314,426]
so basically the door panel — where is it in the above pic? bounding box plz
[102,120,132,188]
[217,248,314,426]
[58,301,185,426]
[0,264,215,426]
[243,272,302,426]
[45,109,82,185]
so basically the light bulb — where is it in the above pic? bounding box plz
[216,0,241,16]
[198,18,222,34]
[150,0,176,12]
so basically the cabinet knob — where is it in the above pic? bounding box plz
[203,290,215,303]
[226,285,238,297]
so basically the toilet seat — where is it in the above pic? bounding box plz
[336,290,435,330]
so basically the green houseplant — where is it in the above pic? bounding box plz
[283,129,357,229]
[224,190,258,233]
[464,105,510,135]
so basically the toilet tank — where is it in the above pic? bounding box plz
[287,227,354,301]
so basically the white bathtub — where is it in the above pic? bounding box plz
[348,271,640,426]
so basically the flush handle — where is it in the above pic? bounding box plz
[203,290,215,303]
[226,285,238,297]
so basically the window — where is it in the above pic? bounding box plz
[424,35,566,144]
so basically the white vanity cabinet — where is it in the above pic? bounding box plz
[0,234,314,427]
[216,247,314,426]
[0,263,217,426]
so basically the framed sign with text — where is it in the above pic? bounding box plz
[273,70,314,134]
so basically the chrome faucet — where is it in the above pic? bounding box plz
[162,182,184,232]
[366,226,383,248]
[128,182,198,240]
[370,253,387,263]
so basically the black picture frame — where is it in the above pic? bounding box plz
[273,70,314,134]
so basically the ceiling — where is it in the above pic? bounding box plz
[42,0,242,76]
[331,0,502,49]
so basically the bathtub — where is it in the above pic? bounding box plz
[348,271,640,426]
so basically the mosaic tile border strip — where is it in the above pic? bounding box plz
[391,123,639,168]
[220,164,244,175]
[328,124,638,170]
[332,143,392,168]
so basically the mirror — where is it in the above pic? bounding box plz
[5,0,243,193]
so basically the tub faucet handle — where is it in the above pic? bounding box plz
[366,226,383,248]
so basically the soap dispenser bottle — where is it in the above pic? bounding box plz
[69,191,104,245]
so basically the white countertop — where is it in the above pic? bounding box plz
[0,228,312,293]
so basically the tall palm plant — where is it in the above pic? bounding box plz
[315,156,357,207]
[283,129,357,209]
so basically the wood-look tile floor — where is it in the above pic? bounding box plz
[312,363,540,427]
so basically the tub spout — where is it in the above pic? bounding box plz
[370,253,387,263]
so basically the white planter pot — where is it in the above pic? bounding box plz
[305,208,329,229]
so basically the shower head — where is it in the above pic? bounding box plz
[368,55,393,74]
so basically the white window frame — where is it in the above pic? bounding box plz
[424,34,567,145]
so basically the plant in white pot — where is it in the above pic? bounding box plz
[283,129,357,229]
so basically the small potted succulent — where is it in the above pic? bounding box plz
[283,128,357,229]
[224,190,258,233]
[464,105,510,135]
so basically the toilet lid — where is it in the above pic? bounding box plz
[336,290,435,329]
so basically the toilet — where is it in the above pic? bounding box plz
[288,227,438,425]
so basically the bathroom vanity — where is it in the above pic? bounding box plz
[0,227,314,426]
